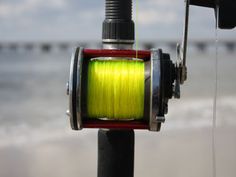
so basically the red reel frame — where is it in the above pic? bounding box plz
[67,48,171,131]
[83,49,150,60]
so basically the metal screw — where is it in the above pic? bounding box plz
[66,109,70,117]
[66,82,69,95]
[156,116,165,123]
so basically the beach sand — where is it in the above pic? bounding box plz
[0,127,236,177]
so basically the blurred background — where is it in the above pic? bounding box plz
[0,0,236,177]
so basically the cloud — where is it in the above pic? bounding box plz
[146,0,179,7]
[0,0,67,17]
[0,0,235,41]
[137,9,177,25]
[0,1,28,17]
[0,0,104,41]
[132,0,182,29]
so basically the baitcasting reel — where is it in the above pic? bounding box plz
[66,0,180,132]
[67,48,176,131]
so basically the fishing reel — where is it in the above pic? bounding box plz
[66,0,236,132]
[66,0,182,132]
[66,0,184,131]
[66,48,176,131]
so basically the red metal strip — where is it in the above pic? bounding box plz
[83,120,149,130]
[83,49,151,60]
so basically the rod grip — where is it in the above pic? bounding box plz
[98,129,134,177]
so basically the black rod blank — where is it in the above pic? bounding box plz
[102,0,135,42]
[98,129,134,177]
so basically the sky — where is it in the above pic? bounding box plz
[0,0,235,42]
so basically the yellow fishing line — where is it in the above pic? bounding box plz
[87,59,145,120]
[135,0,139,59]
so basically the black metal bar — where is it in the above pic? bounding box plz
[97,129,134,177]
[190,0,236,29]
[190,0,215,8]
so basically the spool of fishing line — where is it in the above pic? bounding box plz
[87,58,145,120]
[67,48,175,131]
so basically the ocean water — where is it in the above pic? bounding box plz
[0,48,236,177]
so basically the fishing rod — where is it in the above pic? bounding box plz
[66,1,236,177]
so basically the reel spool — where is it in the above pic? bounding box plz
[67,48,176,131]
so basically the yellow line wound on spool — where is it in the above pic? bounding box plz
[87,59,145,120]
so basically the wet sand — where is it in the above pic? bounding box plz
[0,127,236,177]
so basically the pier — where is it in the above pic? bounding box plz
[0,40,235,53]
